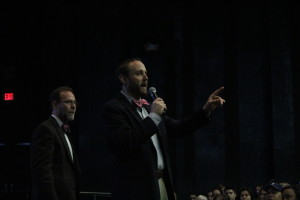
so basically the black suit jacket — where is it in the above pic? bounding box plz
[30,116,80,200]
[102,93,211,200]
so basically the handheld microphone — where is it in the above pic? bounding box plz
[148,87,166,114]
[148,87,158,100]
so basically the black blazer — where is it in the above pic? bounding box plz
[30,116,80,200]
[102,93,210,200]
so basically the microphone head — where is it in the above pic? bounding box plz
[148,87,157,100]
[148,87,157,94]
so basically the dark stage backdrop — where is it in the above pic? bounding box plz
[1,1,300,200]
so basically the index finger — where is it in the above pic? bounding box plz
[210,86,224,96]
[154,97,164,102]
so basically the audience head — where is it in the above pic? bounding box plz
[214,194,230,200]
[213,188,223,199]
[258,187,267,200]
[238,187,253,200]
[208,191,214,200]
[282,184,300,200]
[225,187,237,200]
[219,184,226,194]
[197,195,208,200]
[263,182,283,200]
[190,194,197,200]
[255,185,263,199]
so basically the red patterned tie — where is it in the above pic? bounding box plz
[133,99,149,108]
[62,124,71,134]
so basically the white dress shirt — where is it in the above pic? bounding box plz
[51,115,73,161]
[121,91,165,170]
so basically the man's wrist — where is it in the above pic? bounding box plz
[148,112,162,126]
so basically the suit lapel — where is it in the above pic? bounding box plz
[58,127,75,164]
[49,117,75,165]
[117,94,170,172]
[144,104,168,160]
[143,104,159,156]
[116,93,144,122]
[116,94,159,156]
[66,135,81,173]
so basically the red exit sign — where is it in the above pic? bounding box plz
[4,93,15,101]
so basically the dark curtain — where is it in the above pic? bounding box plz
[1,1,299,200]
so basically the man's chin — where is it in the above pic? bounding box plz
[129,87,147,98]
[67,115,75,121]
[140,90,148,98]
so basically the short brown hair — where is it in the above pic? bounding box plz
[49,86,74,109]
[116,58,142,77]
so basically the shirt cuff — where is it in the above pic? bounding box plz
[148,112,162,126]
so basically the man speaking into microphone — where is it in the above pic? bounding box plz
[102,58,225,200]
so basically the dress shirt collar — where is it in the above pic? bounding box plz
[51,114,63,127]
[120,90,141,104]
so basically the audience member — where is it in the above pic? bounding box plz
[238,187,253,200]
[190,194,197,200]
[263,182,282,200]
[197,194,208,200]
[208,191,214,200]
[282,184,300,200]
[225,187,237,200]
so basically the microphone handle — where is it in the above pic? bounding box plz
[150,91,166,115]
[150,92,158,100]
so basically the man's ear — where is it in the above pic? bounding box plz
[51,101,58,109]
[119,74,127,84]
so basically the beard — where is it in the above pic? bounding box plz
[66,113,75,121]
[128,83,148,98]
[59,111,75,123]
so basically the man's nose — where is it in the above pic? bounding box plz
[143,73,148,80]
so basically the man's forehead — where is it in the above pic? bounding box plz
[60,91,75,99]
[128,62,147,72]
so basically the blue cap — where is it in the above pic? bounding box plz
[263,182,283,191]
